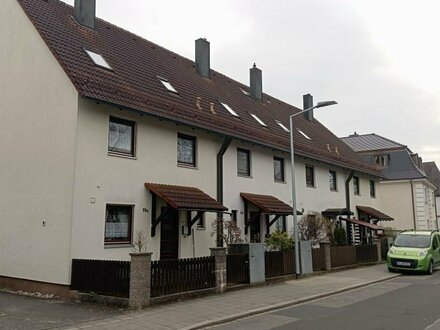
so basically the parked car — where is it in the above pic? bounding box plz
[387,230,440,274]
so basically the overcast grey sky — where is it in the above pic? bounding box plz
[62,0,440,165]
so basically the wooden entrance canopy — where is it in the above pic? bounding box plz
[145,183,227,236]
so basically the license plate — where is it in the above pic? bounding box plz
[396,261,411,266]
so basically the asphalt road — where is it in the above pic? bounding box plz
[209,271,440,330]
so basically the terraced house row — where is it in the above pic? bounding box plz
[1,0,434,297]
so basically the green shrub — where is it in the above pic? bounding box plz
[265,231,294,251]
[333,227,347,246]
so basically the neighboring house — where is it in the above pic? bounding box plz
[423,162,440,228]
[342,133,437,231]
[1,0,384,296]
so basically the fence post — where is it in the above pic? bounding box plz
[321,242,331,271]
[210,247,227,293]
[129,252,152,309]
[374,239,382,263]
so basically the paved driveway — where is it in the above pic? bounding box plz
[0,291,126,330]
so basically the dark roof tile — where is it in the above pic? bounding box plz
[18,0,379,176]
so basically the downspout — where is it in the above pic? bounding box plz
[216,136,232,247]
[410,179,417,230]
[345,171,354,211]
[345,171,354,245]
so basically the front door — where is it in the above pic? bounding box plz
[249,211,261,243]
[160,207,179,260]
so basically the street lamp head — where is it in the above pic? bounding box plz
[316,100,337,108]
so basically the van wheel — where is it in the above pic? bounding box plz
[427,260,434,275]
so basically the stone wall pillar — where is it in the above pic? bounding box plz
[210,247,227,293]
[129,252,152,309]
[321,242,332,271]
[374,239,382,263]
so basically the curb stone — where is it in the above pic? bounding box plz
[182,273,401,330]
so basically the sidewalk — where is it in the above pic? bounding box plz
[62,264,398,330]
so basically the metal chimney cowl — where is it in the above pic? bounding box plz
[74,0,96,30]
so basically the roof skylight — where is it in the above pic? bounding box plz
[276,121,290,132]
[251,114,267,127]
[220,102,239,117]
[297,128,312,140]
[241,89,251,96]
[84,49,112,70]
[158,77,178,93]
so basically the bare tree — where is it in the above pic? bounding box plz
[211,217,244,246]
[298,213,330,245]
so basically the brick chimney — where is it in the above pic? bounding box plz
[74,0,96,29]
[195,38,210,78]
[250,63,262,101]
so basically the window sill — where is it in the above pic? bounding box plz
[330,189,338,192]
[238,174,253,179]
[177,163,198,170]
[108,152,137,160]
[104,243,134,249]
[196,226,206,231]
[275,180,286,184]
[306,185,316,189]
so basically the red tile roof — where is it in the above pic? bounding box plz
[356,206,394,221]
[18,0,380,176]
[240,193,294,215]
[145,183,227,211]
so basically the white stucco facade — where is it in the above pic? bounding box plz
[0,0,386,290]
[0,0,79,285]
[379,179,437,231]
[70,99,221,262]
[223,140,382,240]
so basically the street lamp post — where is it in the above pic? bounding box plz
[290,100,337,278]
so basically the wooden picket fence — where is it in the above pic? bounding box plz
[312,247,326,271]
[150,256,216,298]
[70,259,130,298]
[265,249,295,278]
[355,244,378,263]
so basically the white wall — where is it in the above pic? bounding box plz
[0,0,78,285]
[222,140,382,240]
[379,179,437,231]
[70,99,221,262]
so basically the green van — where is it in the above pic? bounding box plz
[387,230,440,274]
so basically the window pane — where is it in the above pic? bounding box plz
[274,157,284,181]
[306,166,314,186]
[237,149,250,175]
[329,171,337,190]
[353,176,360,194]
[276,216,287,232]
[105,205,132,243]
[370,180,376,197]
[108,118,134,155]
[177,134,195,165]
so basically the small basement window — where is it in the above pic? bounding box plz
[276,120,290,132]
[158,77,178,93]
[84,49,112,70]
[297,128,312,140]
[220,102,239,117]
